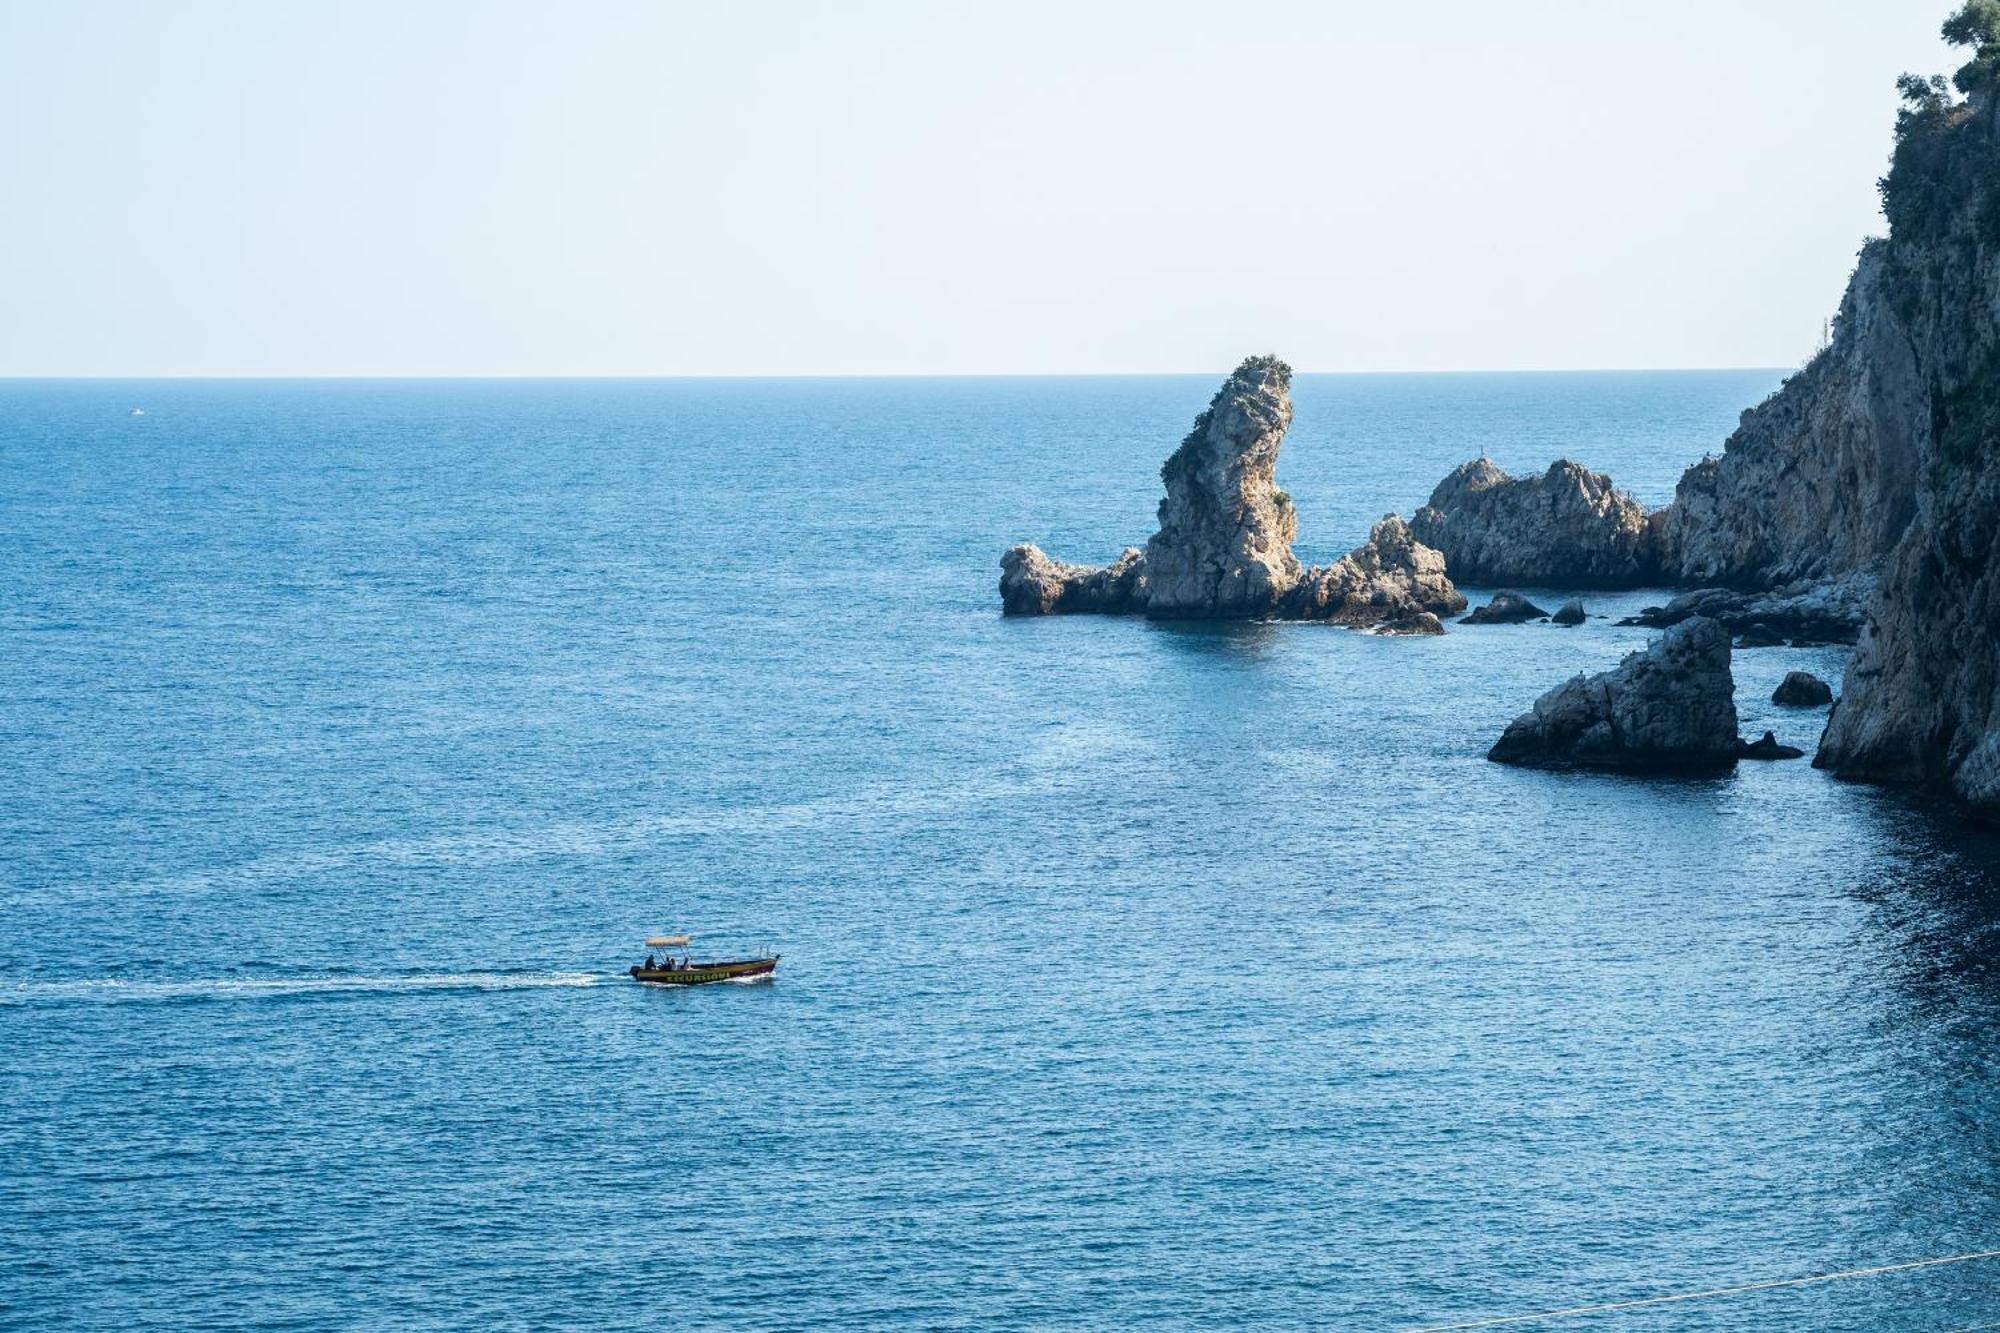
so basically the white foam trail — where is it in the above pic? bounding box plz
[0,971,607,1007]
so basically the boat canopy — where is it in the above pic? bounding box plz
[646,934,692,948]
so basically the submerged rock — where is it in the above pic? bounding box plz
[1773,671,1834,707]
[1460,591,1548,625]
[999,356,1462,630]
[1376,610,1445,636]
[1738,730,1807,760]
[1488,617,1739,773]
[1551,598,1587,626]
[1411,458,1661,588]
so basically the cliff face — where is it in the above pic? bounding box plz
[1411,458,1660,588]
[1001,357,1462,629]
[1815,57,2000,814]
[1654,244,1929,588]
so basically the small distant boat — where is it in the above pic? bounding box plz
[629,933,777,986]
[129,408,146,416]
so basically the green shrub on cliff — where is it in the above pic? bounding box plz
[1879,3,2000,239]
[1944,0,2000,94]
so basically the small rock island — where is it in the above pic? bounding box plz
[1488,617,1741,773]
[1001,357,1465,631]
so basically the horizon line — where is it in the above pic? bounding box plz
[0,365,1794,382]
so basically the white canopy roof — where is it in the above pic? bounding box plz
[646,934,692,948]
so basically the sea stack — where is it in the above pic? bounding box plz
[1000,356,1463,629]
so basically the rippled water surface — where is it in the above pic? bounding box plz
[6,373,2000,1330]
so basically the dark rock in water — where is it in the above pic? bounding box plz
[1737,730,1806,760]
[1617,575,1871,646]
[1551,598,1587,626]
[1000,545,1144,615]
[999,356,1464,630]
[1772,671,1834,707]
[1488,617,1739,773]
[1375,609,1445,636]
[1735,623,1785,649]
[1411,458,1661,587]
[1460,591,1549,625]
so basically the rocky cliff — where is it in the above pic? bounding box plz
[1812,15,2000,818]
[1652,242,1928,588]
[1411,458,1660,588]
[1001,357,1462,629]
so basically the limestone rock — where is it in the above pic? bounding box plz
[1488,617,1740,773]
[1142,356,1302,618]
[1283,514,1468,628]
[998,356,1464,630]
[1551,599,1587,627]
[1411,458,1660,588]
[999,545,1144,616]
[1460,591,1549,626]
[1773,672,1834,707]
[1654,242,1928,590]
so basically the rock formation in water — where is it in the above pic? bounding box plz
[1281,514,1467,629]
[1618,575,1874,646]
[998,545,1145,616]
[1488,617,1740,772]
[1411,459,1662,588]
[1551,598,1587,627]
[1773,671,1835,707]
[1805,12,2000,818]
[1738,731,1808,760]
[1000,357,1463,629]
[1460,591,1548,626]
[1141,356,1303,617]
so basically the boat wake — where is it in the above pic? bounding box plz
[0,970,608,1008]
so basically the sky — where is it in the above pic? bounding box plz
[0,1,1962,377]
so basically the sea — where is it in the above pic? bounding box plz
[4,372,2000,1330]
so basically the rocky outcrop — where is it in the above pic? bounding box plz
[1618,574,1875,646]
[1000,357,1463,630]
[1281,514,1467,627]
[1488,617,1740,772]
[1551,599,1587,627]
[1460,591,1548,626]
[1738,731,1807,760]
[998,545,1144,615]
[1653,244,1927,588]
[1143,356,1303,617]
[1774,672,1835,707]
[1802,18,2000,818]
[1412,458,1661,587]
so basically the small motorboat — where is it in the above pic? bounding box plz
[629,933,777,986]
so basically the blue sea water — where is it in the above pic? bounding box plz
[5,371,2000,1330]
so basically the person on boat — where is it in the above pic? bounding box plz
[645,954,656,970]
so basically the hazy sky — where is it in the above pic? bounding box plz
[0,1,1960,376]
